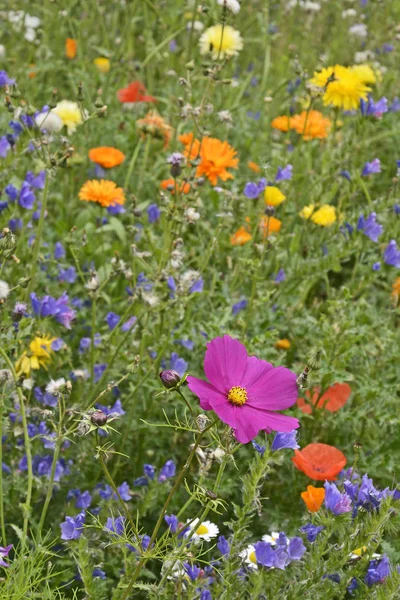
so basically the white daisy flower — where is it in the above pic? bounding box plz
[217,0,241,14]
[187,518,219,542]
[0,280,10,300]
[240,544,258,569]
[262,531,280,546]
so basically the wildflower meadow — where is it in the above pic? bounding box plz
[1,1,400,598]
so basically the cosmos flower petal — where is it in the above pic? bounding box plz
[246,366,298,410]
[186,376,224,411]
[203,335,248,392]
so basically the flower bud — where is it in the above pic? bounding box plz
[91,410,108,427]
[265,206,275,217]
[308,351,322,371]
[170,163,181,178]
[159,370,181,389]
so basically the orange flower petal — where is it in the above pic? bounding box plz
[292,443,346,481]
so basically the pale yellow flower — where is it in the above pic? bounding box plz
[52,100,86,135]
[94,57,110,73]
[199,24,243,60]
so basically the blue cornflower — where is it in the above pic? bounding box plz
[147,203,161,223]
[357,212,383,242]
[106,311,120,330]
[271,430,299,451]
[365,555,390,586]
[96,399,125,417]
[217,535,230,556]
[60,513,85,540]
[360,96,388,117]
[164,514,178,533]
[75,491,92,510]
[275,164,293,181]
[383,240,400,267]
[299,523,324,542]
[362,158,381,176]
[324,482,352,515]
[158,459,176,482]
[232,299,247,315]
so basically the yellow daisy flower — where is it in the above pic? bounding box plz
[15,335,56,377]
[199,24,243,60]
[310,65,370,111]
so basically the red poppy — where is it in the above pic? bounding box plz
[297,383,351,415]
[117,81,156,104]
[292,443,346,481]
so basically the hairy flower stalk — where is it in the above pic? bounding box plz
[25,171,50,300]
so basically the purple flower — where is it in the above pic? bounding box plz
[299,523,324,542]
[275,164,293,181]
[121,316,137,332]
[19,183,36,209]
[184,563,201,581]
[190,277,204,293]
[360,96,388,117]
[287,537,306,560]
[252,441,266,456]
[0,544,12,567]
[60,513,85,540]
[54,242,65,259]
[158,459,176,482]
[390,97,400,112]
[339,170,352,181]
[244,178,267,199]
[107,203,125,215]
[175,339,194,350]
[116,481,131,501]
[94,363,107,383]
[75,490,92,509]
[271,430,299,451]
[254,541,276,567]
[274,268,286,283]
[97,484,112,500]
[362,158,381,176]
[384,240,400,267]
[217,535,230,556]
[0,137,11,158]
[165,514,178,533]
[93,568,106,579]
[232,299,247,315]
[324,482,352,515]
[365,555,390,586]
[170,352,188,377]
[8,218,22,231]
[5,184,18,201]
[59,266,77,284]
[372,262,381,271]
[144,464,156,479]
[148,203,161,223]
[200,590,212,600]
[104,516,125,537]
[25,171,46,189]
[357,212,383,242]
[106,312,120,330]
[0,71,15,86]
[30,292,76,329]
[167,152,184,165]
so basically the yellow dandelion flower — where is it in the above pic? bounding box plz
[15,335,56,377]
[300,204,316,220]
[264,186,286,207]
[310,65,370,111]
[199,24,243,60]
[94,57,110,73]
[52,100,86,135]
[351,64,376,85]
[301,204,336,227]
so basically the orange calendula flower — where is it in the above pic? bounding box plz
[271,115,292,132]
[259,215,282,237]
[275,339,291,350]
[79,180,125,208]
[196,137,239,186]
[248,161,261,173]
[392,277,400,305]
[290,110,331,140]
[66,38,77,60]
[297,383,352,415]
[136,111,173,148]
[160,179,191,194]
[231,226,252,246]
[292,443,347,481]
[179,132,201,161]
[301,485,325,512]
[88,147,125,169]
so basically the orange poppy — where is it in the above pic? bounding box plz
[259,215,282,236]
[301,485,325,512]
[292,443,347,481]
[88,147,125,169]
[195,137,239,186]
[271,115,292,132]
[248,161,261,173]
[117,81,156,104]
[66,38,77,60]
[290,110,331,140]
[160,179,191,194]
[231,226,252,246]
[297,383,351,415]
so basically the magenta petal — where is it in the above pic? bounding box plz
[240,355,274,388]
[203,335,248,393]
[246,366,297,410]
[186,376,225,411]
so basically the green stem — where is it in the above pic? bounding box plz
[176,388,195,418]
[120,418,218,599]
[26,172,50,300]
[123,138,143,191]
[90,296,97,386]
[38,398,63,533]
[0,346,33,545]
[0,384,6,545]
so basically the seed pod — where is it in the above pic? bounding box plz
[91,410,108,427]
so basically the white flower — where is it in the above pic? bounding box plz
[22,378,34,390]
[262,531,280,546]
[161,559,186,580]
[24,28,37,42]
[71,369,89,380]
[0,280,10,300]
[355,50,374,63]
[24,14,41,28]
[35,111,63,133]
[187,518,219,542]
[8,11,24,24]
[218,110,233,124]
[191,20,204,32]
[342,8,357,18]
[85,274,99,291]
[217,0,240,14]
[141,292,159,307]
[349,23,368,38]
[184,207,200,223]
[45,378,67,396]
[240,544,258,569]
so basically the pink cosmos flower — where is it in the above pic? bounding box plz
[187,335,299,444]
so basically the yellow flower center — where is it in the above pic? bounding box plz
[249,550,257,564]
[228,386,248,406]
[196,524,209,535]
